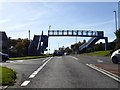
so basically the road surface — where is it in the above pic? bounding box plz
[1,55,119,89]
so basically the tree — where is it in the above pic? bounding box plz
[114,28,120,49]
[94,42,104,51]
[9,38,30,57]
[82,39,86,44]
[64,47,72,54]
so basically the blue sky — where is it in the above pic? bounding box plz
[0,2,119,53]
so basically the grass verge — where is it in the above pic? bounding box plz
[9,54,51,60]
[82,50,112,56]
[0,66,16,86]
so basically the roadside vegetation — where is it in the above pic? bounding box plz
[0,66,16,85]
[82,50,112,57]
[9,54,51,60]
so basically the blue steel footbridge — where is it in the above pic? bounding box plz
[28,30,108,55]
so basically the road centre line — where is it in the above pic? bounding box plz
[71,56,79,60]
[21,80,30,86]
[29,57,53,78]
[86,64,120,83]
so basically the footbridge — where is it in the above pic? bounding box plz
[28,30,108,55]
[48,30,108,51]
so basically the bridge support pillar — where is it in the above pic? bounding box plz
[104,37,108,50]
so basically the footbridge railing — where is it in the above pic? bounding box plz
[48,30,104,37]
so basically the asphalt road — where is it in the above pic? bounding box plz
[1,55,119,89]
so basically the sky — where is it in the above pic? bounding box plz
[0,1,119,53]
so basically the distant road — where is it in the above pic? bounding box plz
[1,55,119,88]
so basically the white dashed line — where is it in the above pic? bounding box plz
[21,80,30,87]
[21,57,53,87]
[71,56,79,60]
[97,59,103,63]
[86,64,120,83]
[42,57,49,62]
[29,57,53,78]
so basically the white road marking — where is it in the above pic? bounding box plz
[7,60,24,63]
[97,59,103,63]
[42,57,49,62]
[90,64,120,79]
[21,57,53,87]
[16,60,24,62]
[29,57,53,78]
[86,64,120,82]
[71,56,79,60]
[21,80,30,86]
[7,61,14,63]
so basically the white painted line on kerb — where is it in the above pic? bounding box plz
[89,64,120,79]
[29,57,53,78]
[71,56,79,60]
[86,64,120,83]
[21,80,30,86]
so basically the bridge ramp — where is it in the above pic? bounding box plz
[79,37,100,51]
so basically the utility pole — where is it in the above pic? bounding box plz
[113,11,118,32]
[76,31,77,44]
[49,25,51,30]
[28,30,30,41]
[48,25,51,54]
[75,31,77,54]
[58,43,59,50]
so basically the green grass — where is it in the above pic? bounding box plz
[82,50,112,56]
[0,66,16,86]
[9,54,51,60]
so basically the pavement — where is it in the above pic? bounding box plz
[0,55,120,89]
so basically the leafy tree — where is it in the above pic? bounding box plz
[94,42,104,51]
[64,47,72,54]
[114,28,120,49]
[9,38,30,57]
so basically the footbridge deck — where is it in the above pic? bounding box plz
[48,30,104,37]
